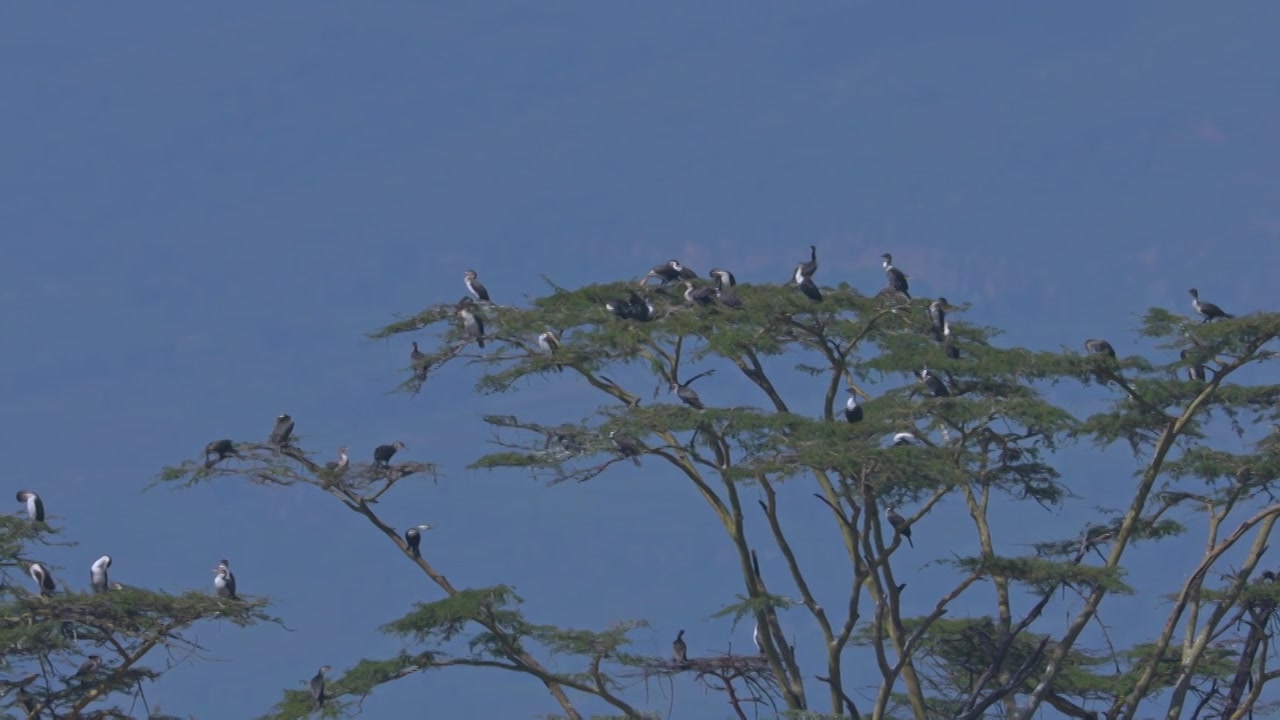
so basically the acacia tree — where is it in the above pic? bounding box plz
[159,273,1280,719]
[0,515,274,719]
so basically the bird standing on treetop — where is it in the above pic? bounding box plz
[410,341,429,380]
[90,555,112,594]
[610,430,643,466]
[646,259,697,285]
[671,369,715,410]
[683,281,716,306]
[204,439,240,468]
[456,297,486,348]
[269,414,294,446]
[843,388,864,423]
[794,245,818,283]
[928,298,949,341]
[463,270,490,302]
[374,441,405,467]
[886,507,914,547]
[213,559,237,600]
[882,253,910,298]
[1084,339,1116,359]
[311,665,330,708]
[709,268,736,288]
[325,446,350,471]
[672,629,688,666]
[1188,288,1233,322]
[920,366,949,397]
[29,562,55,596]
[405,525,432,558]
[712,272,742,308]
[16,490,44,522]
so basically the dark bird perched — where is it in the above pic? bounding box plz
[794,244,818,282]
[269,414,295,446]
[456,297,486,348]
[16,490,44,522]
[605,291,656,322]
[1084,339,1116,359]
[213,559,237,600]
[463,269,490,302]
[410,341,429,380]
[1189,288,1233,322]
[374,441,406,467]
[843,388,864,423]
[928,298,949,341]
[310,665,330,709]
[920,366,949,397]
[71,655,102,679]
[683,281,716,306]
[538,330,563,372]
[1181,349,1207,382]
[646,259,697,285]
[610,430,643,466]
[942,322,961,359]
[90,555,111,594]
[325,446,350,471]
[882,253,910,298]
[203,439,241,468]
[709,268,737,288]
[672,629,688,665]
[886,507,914,547]
[797,276,823,302]
[892,432,921,447]
[29,562,55,596]
[671,369,715,410]
[404,524,433,558]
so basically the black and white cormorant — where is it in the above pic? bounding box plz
[684,281,716,306]
[269,414,295,446]
[1084,339,1116,359]
[798,276,823,302]
[892,432,920,447]
[463,270,490,302]
[203,439,240,468]
[456,297,486,348]
[29,562,55,596]
[647,259,697,285]
[374,441,405,467]
[920,366,949,397]
[794,245,818,282]
[325,446,350,471]
[709,268,737,288]
[538,330,563,372]
[672,629,688,665]
[942,321,961,359]
[1189,288,1233,322]
[882,253,910,298]
[213,559,237,600]
[928,298,949,341]
[410,341,429,380]
[886,507,914,547]
[71,656,103,679]
[310,665,330,709]
[843,388,864,423]
[610,430,643,466]
[16,490,44,522]
[404,524,433,558]
[671,369,715,410]
[90,555,112,594]
[1180,349,1207,382]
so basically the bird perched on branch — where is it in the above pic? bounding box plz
[16,490,44,522]
[374,441,405,468]
[886,507,914,547]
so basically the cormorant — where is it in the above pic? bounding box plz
[684,281,716,306]
[538,331,563,372]
[1181,349,1207,382]
[928,298,949,341]
[610,430,643,466]
[942,322,961,359]
[794,244,817,282]
[672,629,688,665]
[753,623,765,655]
[798,276,823,302]
[269,414,295,446]
[29,562,55,596]
[15,490,44,522]
[456,298,486,348]
[882,253,910,298]
[892,432,920,447]
[374,441,406,467]
[1084,339,1116,359]
[310,665,330,709]
[1189,288,1233,322]
[71,656,102,679]
[214,559,237,599]
[671,369,715,410]
[325,446,350,471]
[410,341,429,380]
[886,507,914,547]
[404,524,433,558]
[204,439,240,468]
[920,366,949,397]
[646,259,697,285]
[90,555,111,594]
[843,388,864,423]
[463,270,490,302]
[709,268,737,287]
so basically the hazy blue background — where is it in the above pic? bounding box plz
[3,2,1278,718]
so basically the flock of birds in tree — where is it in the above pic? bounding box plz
[10,244,1242,701]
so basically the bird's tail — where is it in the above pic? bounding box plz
[906,535,915,548]
[630,456,641,467]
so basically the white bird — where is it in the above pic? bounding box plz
[213,559,237,599]
[753,622,765,655]
[538,331,563,372]
[29,562,55,596]
[892,432,920,447]
[15,490,44,522]
[90,555,112,594]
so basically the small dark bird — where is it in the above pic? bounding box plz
[715,279,743,309]
[882,253,910,298]
[798,276,823,302]
[886,507,914,547]
[404,524,432,558]
[1181,349,1207,382]
[464,270,490,302]
[920,367,949,397]
[610,430,643,466]
[374,441,405,467]
[16,490,44,522]
[671,370,715,410]
[1084,339,1116,359]
[794,245,818,281]
[410,341,429,380]
[1189,288,1233,322]
[213,559,237,600]
[310,665,331,708]
[204,439,240,468]
[71,655,102,679]
[269,414,295,446]
[90,555,112,594]
[672,629,688,666]
[29,562,55,596]
[456,297,486,348]
[843,388,864,423]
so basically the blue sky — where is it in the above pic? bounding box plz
[3,2,1279,717]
